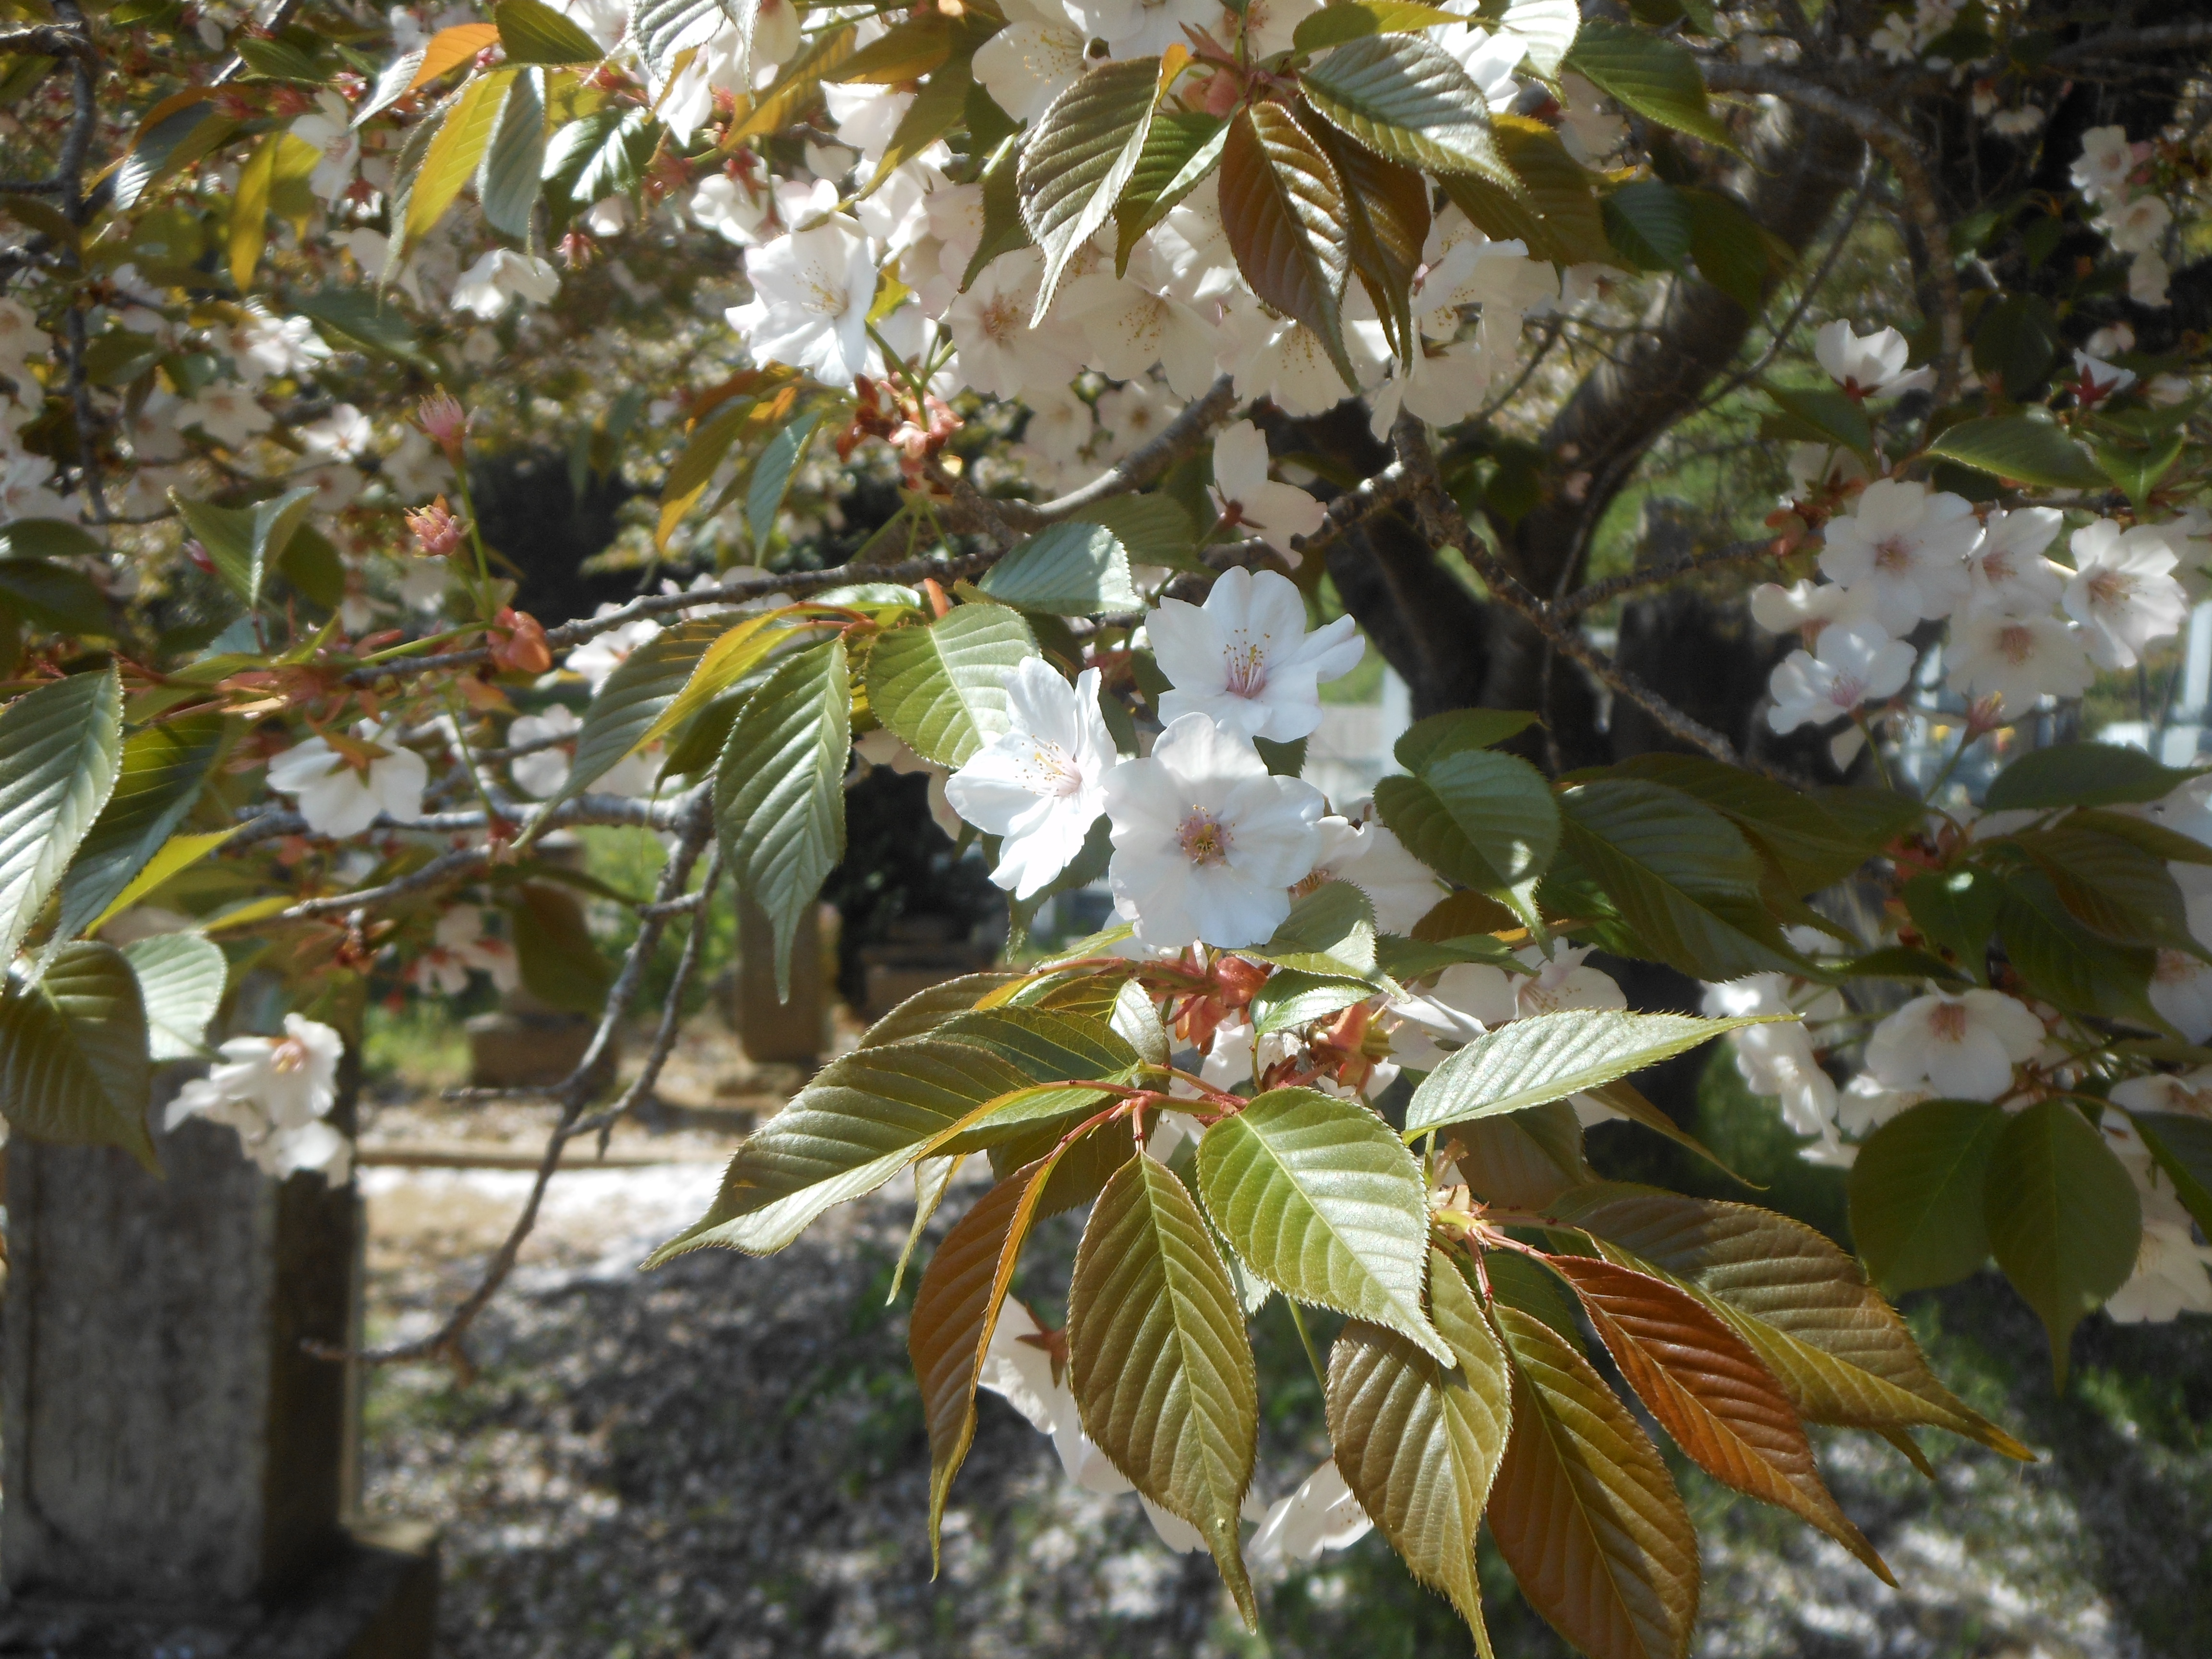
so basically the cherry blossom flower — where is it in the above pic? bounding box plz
[299,401,373,461]
[1964,506,2065,613]
[1248,1460,1372,1575]
[2063,518,2189,670]
[729,219,877,385]
[1813,320,1934,398]
[972,13,1086,123]
[404,496,468,557]
[1817,479,1979,632]
[1556,72,1627,164]
[2106,1211,2212,1322]
[0,455,66,520]
[1749,578,1876,642]
[1148,567,1364,742]
[2070,125,2135,204]
[1235,0,1322,57]
[288,90,361,204]
[1059,273,1219,401]
[1765,621,1915,735]
[568,609,664,692]
[2106,192,2172,255]
[2130,249,2172,308]
[943,250,1083,398]
[1207,421,1326,553]
[0,297,47,374]
[453,249,562,320]
[1705,975,1841,1142]
[1947,608,2093,714]
[185,384,273,447]
[1069,0,1216,57]
[1864,989,2042,1101]
[2148,948,2212,1041]
[222,313,325,382]
[166,1014,350,1181]
[944,660,1116,900]
[266,722,428,837]
[410,905,519,996]
[1783,441,1869,499]
[1101,712,1326,949]
[2074,349,2137,401]
[1310,816,1445,934]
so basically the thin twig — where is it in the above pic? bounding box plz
[1553,539,1778,619]
[584,848,724,1152]
[1287,460,1413,562]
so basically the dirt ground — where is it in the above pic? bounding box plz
[354,1026,2212,1659]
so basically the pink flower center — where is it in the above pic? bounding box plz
[1926,1002,1969,1043]
[1873,534,1915,574]
[271,1037,311,1074]
[1225,641,1267,698]
[1177,809,1234,867]
[1824,672,1869,711]
[2086,568,2134,609]
[1996,624,2035,664]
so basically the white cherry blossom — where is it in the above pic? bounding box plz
[944,660,1116,900]
[568,609,664,692]
[410,905,519,996]
[452,249,561,320]
[288,91,360,204]
[1100,712,1326,949]
[1060,272,1219,400]
[1208,421,1326,553]
[972,18,1086,123]
[2149,949,2212,1041]
[1248,1459,1372,1575]
[1947,607,2092,714]
[1813,320,1933,397]
[1817,479,1979,632]
[185,384,273,447]
[1765,621,1915,735]
[1149,567,1364,742]
[2063,518,2189,670]
[943,249,1083,398]
[2107,192,2172,255]
[266,722,428,837]
[1069,0,1217,58]
[1310,816,1446,933]
[1749,577,1877,642]
[166,1014,350,1181]
[730,219,877,385]
[1864,989,2043,1101]
[1964,506,2066,613]
[2070,125,2135,204]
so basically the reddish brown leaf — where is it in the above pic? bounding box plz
[1546,1253,1893,1585]
[1489,1305,1700,1659]
[1218,100,1356,388]
[1291,102,1428,362]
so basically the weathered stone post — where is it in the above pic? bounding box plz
[0,1065,437,1655]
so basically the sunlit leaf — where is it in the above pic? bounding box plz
[864,603,1038,766]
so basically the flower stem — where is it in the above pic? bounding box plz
[1286,1298,1327,1394]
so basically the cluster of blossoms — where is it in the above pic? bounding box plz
[167,1013,350,1180]
[1755,318,2196,769]
[2072,125,2176,310]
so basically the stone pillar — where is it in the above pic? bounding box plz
[733,896,828,1066]
[0,1066,436,1653]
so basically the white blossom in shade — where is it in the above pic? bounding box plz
[2106,192,2172,255]
[399,557,450,612]
[1235,0,1322,56]
[2074,350,2137,401]
[2129,249,2172,308]
[2063,518,2189,671]
[688,174,774,247]
[1765,621,1915,734]
[1059,273,1219,400]
[1514,940,1627,1018]
[298,402,373,461]
[945,660,1116,900]
[2105,1212,2212,1323]
[943,249,1083,398]
[1834,1071,1925,1138]
[730,219,877,385]
[1946,607,2093,715]
[1784,441,1869,499]
[972,18,1086,123]
[509,704,582,799]
[1100,712,1326,949]
[567,608,664,691]
[1069,0,1216,57]
[185,384,272,447]
[1019,381,1094,469]
[1964,506,2066,613]
[977,1298,1134,1497]
[452,249,561,320]
[2070,125,2135,204]
[1310,816,1446,934]
[2148,948,2212,1041]
[0,455,65,520]
[822,82,916,167]
[1749,578,1877,642]
[1096,376,1169,456]
[1817,479,1979,632]
[1813,320,1934,398]
[166,1014,351,1182]
[1864,989,2043,1101]
[1208,421,1326,553]
[1248,1460,1372,1575]
[410,905,519,996]
[1988,103,2045,136]
[301,464,363,516]
[1149,567,1364,742]
[1556,71,1627,164]
[225,312,326,381]
[288,91,360,204]
[2109,1068,2212,1127]
[1704,975,1839,1141]
[266,723,428,838]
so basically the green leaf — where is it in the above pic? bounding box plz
[1323,1251,1511,1647]
[2008,820,2192,951]
[646,1036,1039,1261]
[83,830,237,935]
[171,486,317,610]
[404,70,513,247]
[1300,32,1514,185]
[1997,872,2158,1027]
[2093,430,2185,509]
[830,13,952,81]
[859,970,1023,1047]
[866,48,974,190]
[1601,178,1691,271]
[0,556,110,637]
[1762,384,1873,458]
[1563,18,1735,149]
[1554,778,1806,980]
[1985,1099,2141,1386]
[478,65,547,238]
[1925,415,2105,490]
[1611,753,1881,893]
[1404,1009,1763,1139]
[1062,493,1199,571]
[1901,867,2003,979]
[1293,106,1430,361]
[496,0,606,61]
[976,521,1141,614]
[1394,708,1538,772]
[1250,879,1377,976]
[715,638,850,999]
[1248,967,1373,1035]
[729,24,858,142]
[1017,56,1166,321]
[286,285,427,366]
[1219,101,1357,389]
[122,931,226,1060]
[747,409,824,552]
[1400,746,1556,923]
[865,605,1038,767]
[0,671,122,967]
[54,709,226,947]
[522,616,727,835]
[1972,292,2060,398]
[1068,1154,1260,1624]
[0,518,103,561]
[507,880,615,1013]
[1489,1303,1701,1659]
[1444,1101,1592,1209]
[1984,740,2198,810]
[0,941,152,1169]
[962,134,1033,289]
[1438,115,1609,265]
[1847,1099,2004,1295]
[1547,1251,1891,1584]
[1113,112,1229,275]
[2130,1111,2212,1238]
[633,0,743,76]
[1553,1184,2033,1459]
[1197,1086,1451,1362]
[1293,0,1467,50]
[1681,185,1770,308]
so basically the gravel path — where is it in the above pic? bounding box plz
[358,1160,2211,1659]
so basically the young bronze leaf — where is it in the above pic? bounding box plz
[1545,1252,1893,1584]
[1324,1250,1510,1650]
[1196,1086,1453,1364]
[1218,101,1357,388]
[1068,1154,1260,1623]
[911,1150,1066,1565]
[1552,1184,2032,1461]
[1292,103,1428,361]
[1490,1304,1700,1659]
[1017,55,1167,322]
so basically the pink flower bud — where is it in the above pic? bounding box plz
[404,496,468,558]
